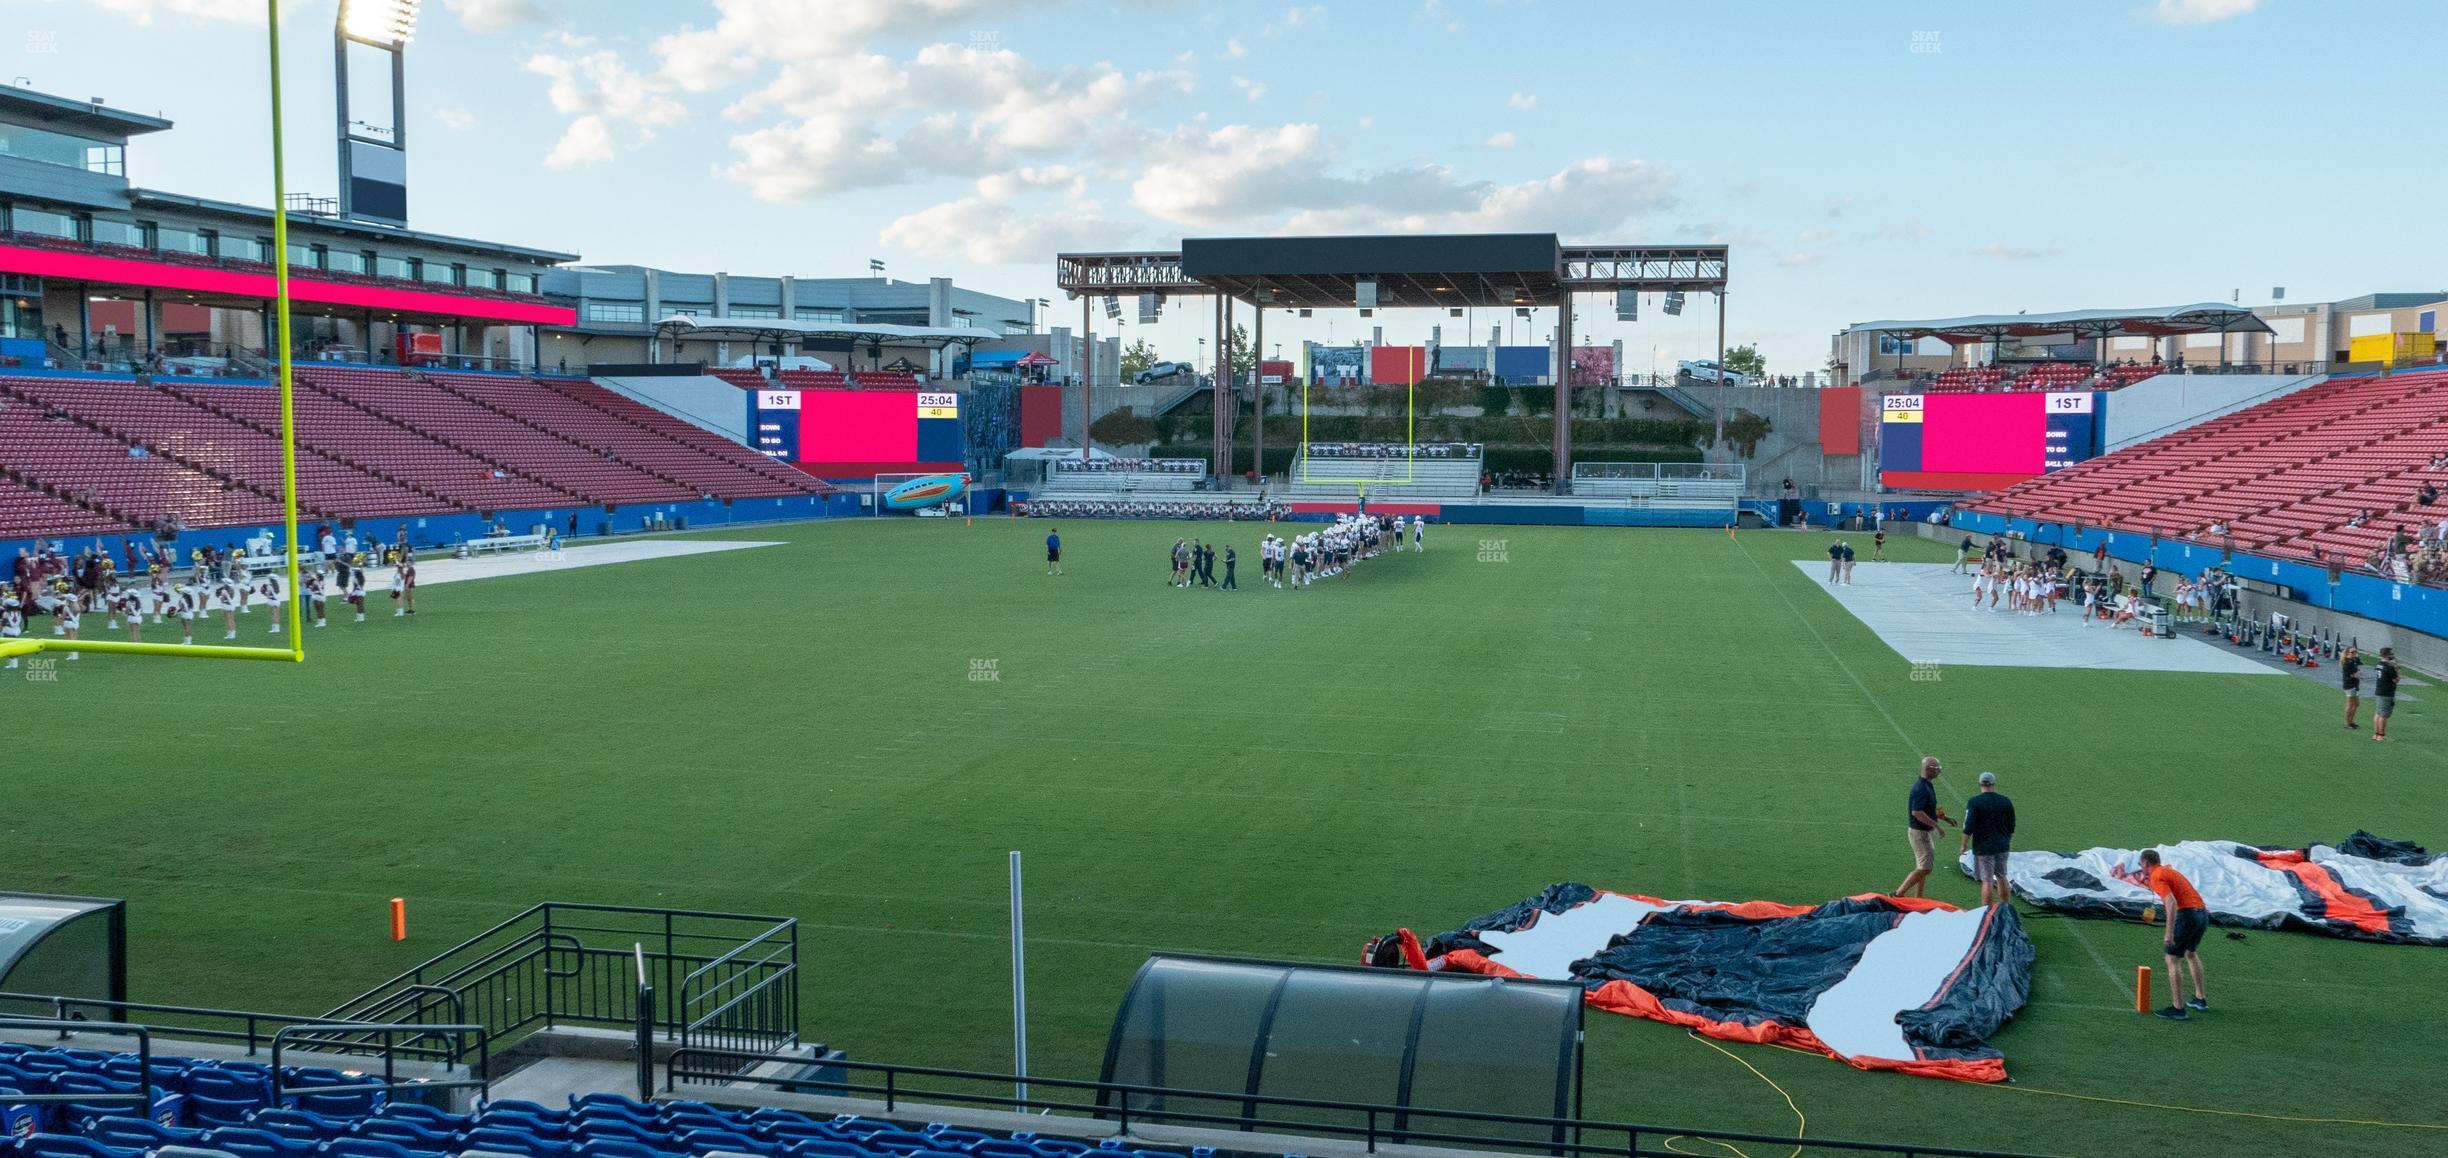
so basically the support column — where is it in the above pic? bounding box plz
[1251,305,1265,482]
[1079,295,1093,463]
[1553,296,1572,494]
[142,288,156,361]
[1214,296,1234,482]
[1713,290,1727,450]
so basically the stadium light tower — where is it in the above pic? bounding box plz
[335,0,420,226]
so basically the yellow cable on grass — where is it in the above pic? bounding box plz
[1659,1033,1805,1158]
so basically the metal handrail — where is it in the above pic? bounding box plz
[0,1019,152,1112]
[269,1022,491,1103]
[0,993,456,1062]
[664,1047,2052,1158]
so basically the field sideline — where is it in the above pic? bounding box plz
[7,518,2442,1156]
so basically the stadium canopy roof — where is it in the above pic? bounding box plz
[651,316,993,349]
[1841,303,2272,345]
[1056,234,1727,308]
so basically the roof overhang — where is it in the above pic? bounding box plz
[128,190,581,264]
[1057,236,1726,308]
[652,316,991,349]
[0,88,172,138]
[0,242,576,325]
[1844,304,2273,345]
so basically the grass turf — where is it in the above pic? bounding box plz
[5,520,2443,1156]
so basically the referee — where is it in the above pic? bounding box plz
[1044,526,1062,576]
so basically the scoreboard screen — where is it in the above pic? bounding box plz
[1879,391,2100,491]
[750,389,965,477]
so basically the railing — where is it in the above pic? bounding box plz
[1571,462,1745,482]
[665,1047,2051,1158]
[269,1022,491,1103]
[0,991,466,1066]
[324,903,798,1047]
[676,921,800,1072]
[0,1019,155,1116]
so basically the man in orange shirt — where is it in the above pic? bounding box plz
[2139,849,2210,1020]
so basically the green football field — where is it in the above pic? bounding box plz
[8,519,2443,1156]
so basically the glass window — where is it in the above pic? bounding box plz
[8,206,78,239]
[585,302,645,324]
[376,255,414,280]
[726,305,779,319]
[464,268,498,290]
[664,306,702,318]
[220,236,267,263]
[797,309,844,322]
[287,243,320,269]
[0,123,119,174]
[90,219,143,248]
[156,227,212,256]
[504,272,535,295]
[326,249,368,275]
[420,261,459,286]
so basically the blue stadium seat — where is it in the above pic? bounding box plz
[568,1137,687,1158]
[676,1129,771,1155]
[480,1100,569,1123]
[924,1127,997,1150]
[460,1127,572,1158]
[182,1065,274,1127]
[81,1116,211,1151]
[21,1133,142,1158]
[355,1116,464,1148]
[476,1110,571,1140]
[376,1102,475,1132]
[324,1136,442,1158]
[198,1128,322,1158]
[281,1068,383,1116]
[248,1108,361,1143]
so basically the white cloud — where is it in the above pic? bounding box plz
[1232,76,1267,102]
[1978,242,2059,261]
[1485,131,1515,149]
[1279,155,1677,237]
[543,114,613,168]
[82,0,258,23]
[881,196,1136,264]
[1794,227,1835,244]
[523,45,685,164]
[2151,0,2255,24]
[1263,4,1325,34]
[1356,114,1374,129]
[1225,38,1246,58]
[1774,252,1823,269]
[1507,91,1537,111]
[443,0,548,33]
[656,0,1037,92]
[435,108,477,130]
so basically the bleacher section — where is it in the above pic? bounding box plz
[1282,448,1481,500]
[1968,369,2448,564]
[0,1040,1223,1158]
[1040,460,1204,496]
[0,367,829,538]
[1916,362,2161,393]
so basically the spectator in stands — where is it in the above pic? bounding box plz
[2139,849,2211,1020]
[1893,757,1955,899]
[2422,482,2439,507]
[1960,772,2017,910]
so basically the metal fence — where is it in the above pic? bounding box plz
[323,903,798,1052]
[664,1047,2052,1158]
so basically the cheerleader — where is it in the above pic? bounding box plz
[1971,562,1992,611]
[173,584,198,645]
[302,570,328,628]
[346,568,368,622]
[55,592,80,658]
[1,593,21,669]
[115,588,145,643]
[254,572,287,635]
[391,555,418,616]
[209,578,241,640]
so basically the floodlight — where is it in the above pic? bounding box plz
[341,0,420,46]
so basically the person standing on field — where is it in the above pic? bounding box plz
[2373,647,2400,741]
[2341,644,2364,731]
[1893,757,1956,898]
[2139,848,2211,1020]
[1960,771,2016,909]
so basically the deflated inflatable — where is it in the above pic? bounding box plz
[1963,830,2448,945]
[1365,883,2032,1082]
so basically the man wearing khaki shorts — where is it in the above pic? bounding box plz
[1961,771,2018,909]
[1893,757,1955,898]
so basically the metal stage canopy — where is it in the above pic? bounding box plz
[1841,303,2272,345]
[1054,234,1732,488]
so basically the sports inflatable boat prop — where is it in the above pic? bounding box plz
[1366,883,2032,1082]
[883,473,968,511]
[1963,831,2448,945]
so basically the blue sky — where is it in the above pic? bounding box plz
[8,0,2436,374]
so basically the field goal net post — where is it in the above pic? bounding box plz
[870,472,971,517]
[1296,362,1417,490]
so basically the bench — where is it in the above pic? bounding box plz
[465,533,548,555]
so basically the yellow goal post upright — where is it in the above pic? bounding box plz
[3,0,303,666]
[1295,344,1418,494]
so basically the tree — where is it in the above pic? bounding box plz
[1722,343,1767,381]
[1119,338,1159,382]
[1229,323,1256,383]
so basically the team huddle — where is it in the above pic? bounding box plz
[1,535,421,666]
[1168,512,1424,591]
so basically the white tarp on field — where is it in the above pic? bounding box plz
[1961,835,2448,945]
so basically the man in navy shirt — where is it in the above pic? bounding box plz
[1960,772,2017,909]
[1893,757,1956,899]
[1045,527,1062,576]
